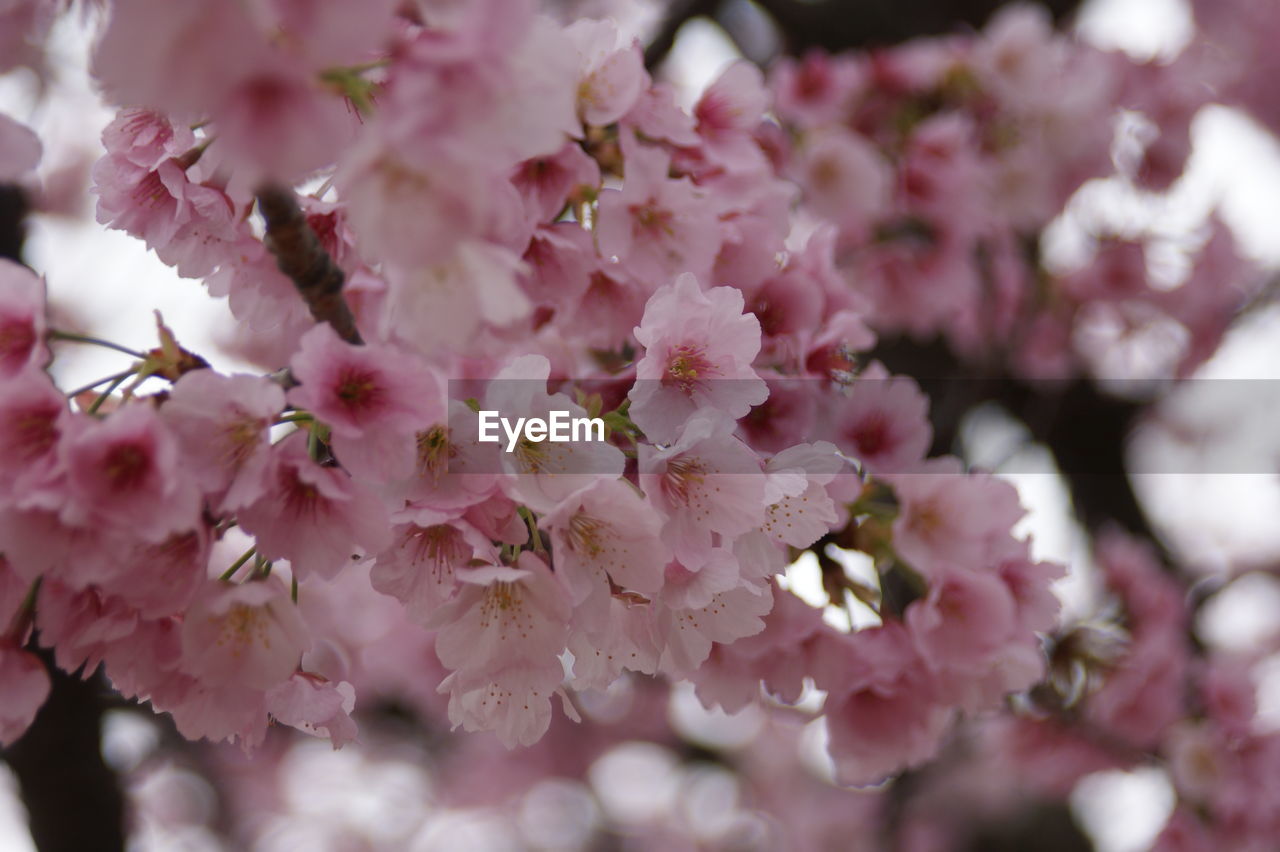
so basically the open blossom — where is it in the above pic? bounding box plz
[754,441,845,550]
[439,665,563,748]
[639,410,767,568]
[160,370,284,510]
[629,273,769,443]
[511,142,601,226]
[884,458,1026,578]
[236,432,391,581]
[265,673,358,748]
[821,624,954,787]
[825,363,932,474]
[906,566,1018,672]
[567,596,660,690]
[0,646,50,746]
[0,368,67,505]
[0,259,47,377]
[101,108,194,170]
[565,19,645,127]
[656,572,772,676]
[337,132,492,271]
[388,399,502,512]
[62,403,202,542]
[429,555,572,679]
[95,160,240,279]
[596,137,720,287]
[771,51,862,127]
[35,581,139,676]
[429,554,572,745]
[694,61,771,172]
[794,127,892,235]
[181,577,310,690]
[381,243,531,355]
[370,509,496,624]
[542,478,669,610]
[484,354,625,513]
[289,324,445,481]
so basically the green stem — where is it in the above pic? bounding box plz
[276,412,314,425]
[86,372,132,415]
[219,547,257,582]
[47,329,147,360]
[4,577,42,642]
[518,506,545,554]
[65,369,136,401]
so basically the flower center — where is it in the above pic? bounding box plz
[665,344,716,394]
[104,442,151,490]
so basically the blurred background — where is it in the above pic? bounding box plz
[5,0,1280,849]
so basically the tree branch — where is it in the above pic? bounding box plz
[255,184,363,346]
[3,646,126,852]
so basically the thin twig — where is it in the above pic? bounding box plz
[65,368,136,400]
[48,329,147,360]
[86,372,131,415]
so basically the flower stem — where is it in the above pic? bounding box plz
[219,547,257,582]
[64,369,136,401]
[48,329,147,360]
[86,372,133,415]
[4,577,42,642]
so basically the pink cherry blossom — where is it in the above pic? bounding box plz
[484,354,625,513]
[511,143,601,226]
[639,411,768,568]
[0,645,50,746]
[656,576,772,676]
[906,566,1018,671]
[825,363,932,474]
[160,370,284,510]
[181,576,310,690]
[236,432,391,581]
[429,554,572,681]
[0,368,66,504]
[884,458,1025,578]
[771,51,862,127]
[0,259,47,377]
[265,673,358,748]
[370,510,495,624]
[629,273,769,443]
[823,625,954,787]
[100,108,195,170]
[757,441,845,550]
[595,138,720,286]
[61,402,202,543]
[542,478,669,608]
[566,19,645,127]
[567,596,660,691]
[92,155,240,279]
[694,62,770,172]
[288,324,445,480]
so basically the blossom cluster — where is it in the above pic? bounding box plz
[0,0,1273,829]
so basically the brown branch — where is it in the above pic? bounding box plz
[254,184,363,346]
[4,645,126,852]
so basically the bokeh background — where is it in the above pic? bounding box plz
[5,0,1280,849]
